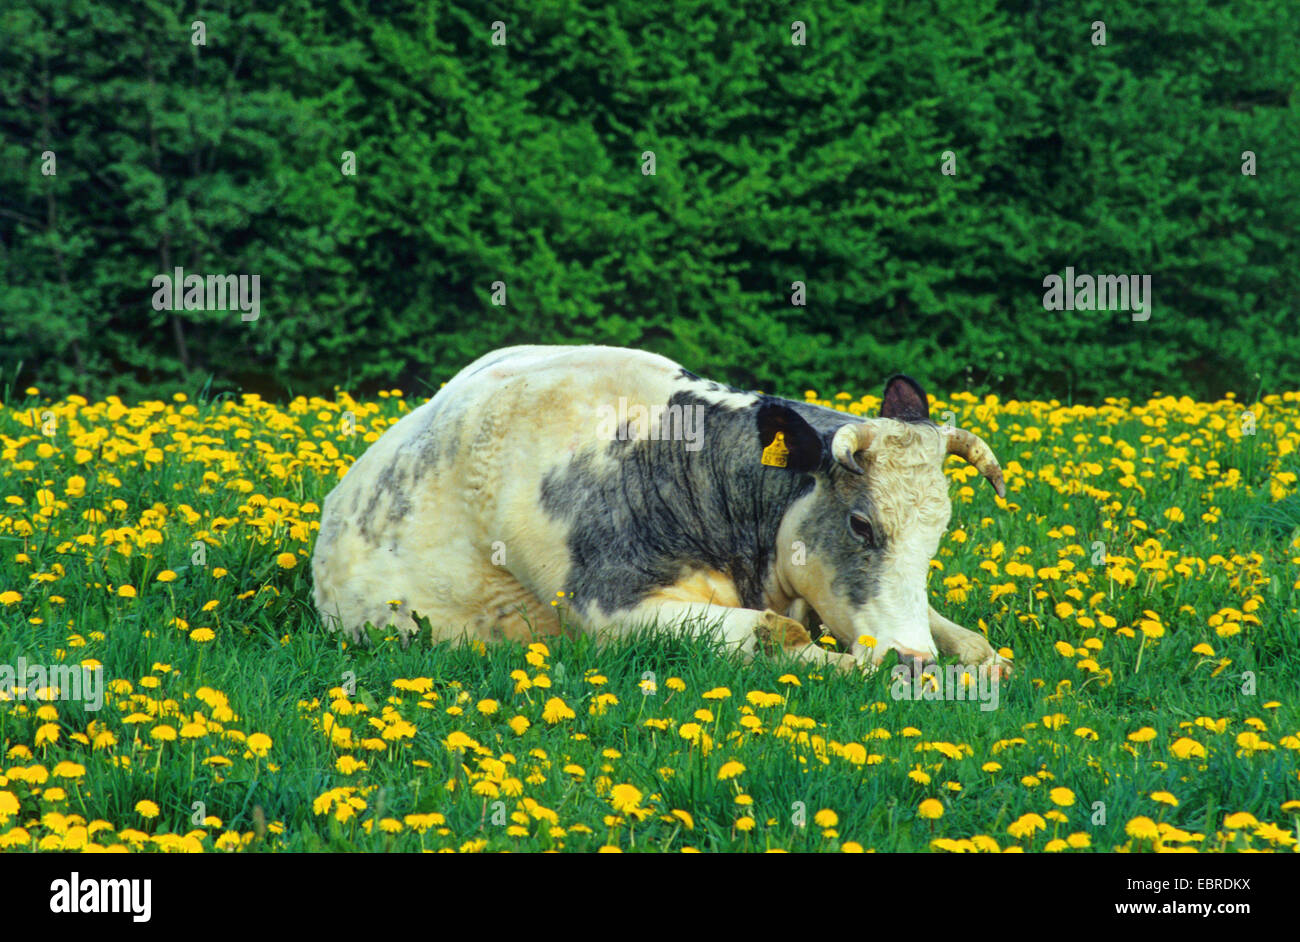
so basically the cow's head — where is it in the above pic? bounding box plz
[763,376,1005,664]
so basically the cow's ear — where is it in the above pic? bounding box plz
[881,374,930,422]
[756,401,824,473]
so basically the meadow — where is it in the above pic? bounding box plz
[0,383,1297,853]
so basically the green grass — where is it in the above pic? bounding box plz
[0,388,1297,852]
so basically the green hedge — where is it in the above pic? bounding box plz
[2,0,1297,402]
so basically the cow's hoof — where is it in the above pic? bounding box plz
[940,632,1013,681]
[983,652,1013,681]
[943,633,997,666]
[753,609,812,655]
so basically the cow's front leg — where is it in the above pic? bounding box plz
[753,609,859,674]
[928,605,1012,678]
[588,600,856,674]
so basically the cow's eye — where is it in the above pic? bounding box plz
[848,513,874,543]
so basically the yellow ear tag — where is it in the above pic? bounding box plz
[761,431,789,468]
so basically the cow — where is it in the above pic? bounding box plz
[311,345,1011,677]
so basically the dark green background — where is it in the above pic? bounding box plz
[2,0,1297,403]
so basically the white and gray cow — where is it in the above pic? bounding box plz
[312,345,1011,676]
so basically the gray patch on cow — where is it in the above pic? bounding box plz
[412,403,465,480]
[798,476,885,608]
[358,460,411,542]
[346,398,470,542]
[540,391,831,616]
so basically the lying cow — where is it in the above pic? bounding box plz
[312,345,1010,676]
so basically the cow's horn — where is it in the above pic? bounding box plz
[944,427,1007,498]
[831,424,870,475]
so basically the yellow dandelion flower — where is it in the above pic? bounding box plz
[1125,816,1160,841]
[717,760,746,780]
[813,809,838,828]
[918,799,944,820]
[542,697,575,724]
